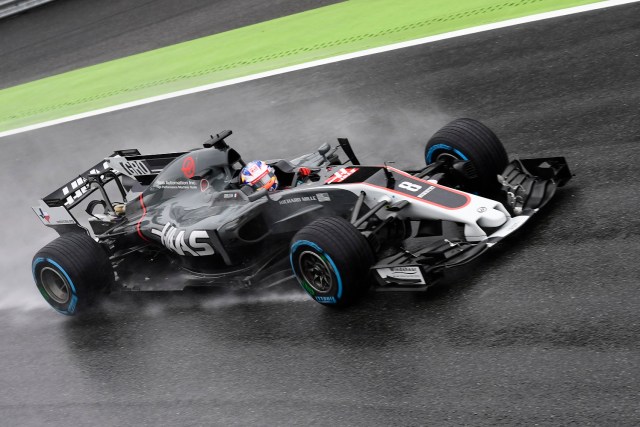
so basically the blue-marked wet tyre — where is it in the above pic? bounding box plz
[425,118,508,196]
[32,233,113,315]
[290,217,375,307]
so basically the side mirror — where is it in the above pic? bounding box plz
[317,143,331,156]
[203,130,233,150]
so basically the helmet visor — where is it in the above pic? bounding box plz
[247,167,274,190]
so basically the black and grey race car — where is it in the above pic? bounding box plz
[31,118,571,315]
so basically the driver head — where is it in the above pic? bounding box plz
[240,160,278,191]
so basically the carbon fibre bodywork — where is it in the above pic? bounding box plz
[32,130,571,292]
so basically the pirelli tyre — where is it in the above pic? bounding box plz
[425,118,508,196]
[290,216,374,307]
[32,232,113,315]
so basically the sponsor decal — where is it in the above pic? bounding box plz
[121,160,151,176]
[62,177,89,206]
[325,167,358,184]
[55,219,76,225]
[38,208,50,223]
[60,161,110,206]
[246,161,262,175]
[33,205,77,226]
[278,195,319,205]
[377,266,426,285]
[315,296,337,304]
[181,156,196,179]
[151,223,215,256]
[477,207,487,213]
[417,186,435,198]
[316,193,331,202]
[154,180,198,190]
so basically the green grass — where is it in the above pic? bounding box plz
[0,0,601,133]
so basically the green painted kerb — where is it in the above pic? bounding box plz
[0,0,601,133]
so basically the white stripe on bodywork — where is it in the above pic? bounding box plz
[486,215,532,246]
[289,182,509,242]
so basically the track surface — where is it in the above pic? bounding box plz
[1,3,639,426]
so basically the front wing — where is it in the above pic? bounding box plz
[367,157,571,290]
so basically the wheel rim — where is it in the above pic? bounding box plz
[435,152,461,163]
[298,250,333,293]
[40,266,71,304]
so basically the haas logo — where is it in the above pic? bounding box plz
[151,223,214,256]
[325,167,358,184]
[181,156,196,179]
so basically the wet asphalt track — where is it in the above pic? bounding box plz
[1,2,640,426]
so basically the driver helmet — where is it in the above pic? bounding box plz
[240,160,278,191]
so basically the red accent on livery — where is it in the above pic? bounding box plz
[325,167,359,184]
[39,208,51,223]
[181,156,196,179]
[298,167,311,177]
[136,194,150,242]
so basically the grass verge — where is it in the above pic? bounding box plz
[0,0,600,133]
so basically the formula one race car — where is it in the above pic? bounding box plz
[31,118,571,315]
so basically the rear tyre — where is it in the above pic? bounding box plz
[290,217,374,307]
[32,233,113,315]
[425,118,508,196]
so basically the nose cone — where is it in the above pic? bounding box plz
[477,208,508,228]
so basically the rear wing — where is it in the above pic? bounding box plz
[33,149,186,233]
[40,149,186,209]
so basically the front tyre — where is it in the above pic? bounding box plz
[32,233,113,315]
[290,217,374,307]
[425,118,508,196]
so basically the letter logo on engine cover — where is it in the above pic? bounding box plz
[151,223,214,256]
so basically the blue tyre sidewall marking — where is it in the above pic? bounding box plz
[32,257,78,315]
[290,240,343,303]
[426,143,469,163]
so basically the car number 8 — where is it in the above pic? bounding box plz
[398,181,422,192]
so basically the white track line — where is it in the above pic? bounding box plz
[1,0,638,139]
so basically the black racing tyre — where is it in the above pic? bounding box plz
[32,232,113,315]
[425,118,508,196]
[290,216,375,307]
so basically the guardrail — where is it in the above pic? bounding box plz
[0,0,56,19]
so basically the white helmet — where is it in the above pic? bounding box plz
[240,160,278,191]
